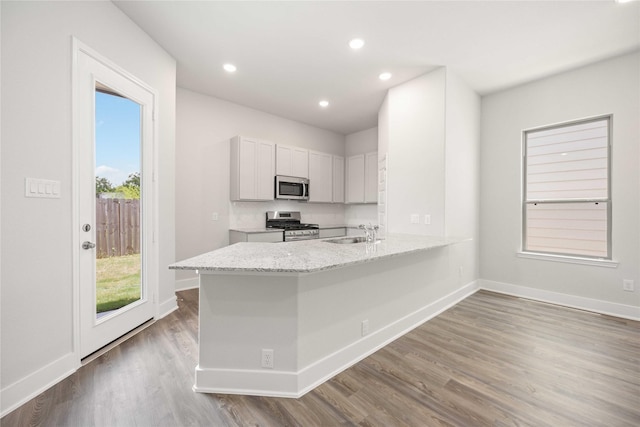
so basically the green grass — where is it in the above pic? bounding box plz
[96,254,141,313]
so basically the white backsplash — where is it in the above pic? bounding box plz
[344,204,378,227]
[229,201,346,228]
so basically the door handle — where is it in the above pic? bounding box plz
[82,241,96,250]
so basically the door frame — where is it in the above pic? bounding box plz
[71,38,160,362]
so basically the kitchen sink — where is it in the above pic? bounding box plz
[324,236,368,244]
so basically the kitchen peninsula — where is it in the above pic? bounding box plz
[170,234,473,398]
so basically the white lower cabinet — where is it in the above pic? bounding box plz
[229,230,284,244]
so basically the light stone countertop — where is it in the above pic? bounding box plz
[230,225,348,233]
[170,234,468,274]
[229,228,284,234]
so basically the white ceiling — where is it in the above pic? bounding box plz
[114,1,640,135]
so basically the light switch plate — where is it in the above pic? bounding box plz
[25,178,61,198]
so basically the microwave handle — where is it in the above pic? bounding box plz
[303,182,308,198]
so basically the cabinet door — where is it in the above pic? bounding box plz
[276,145,308,178]
[332,156,344,203]
[231,137,274,201]
[256,140,275,200]
[308,150,332,202]
[276,145,293,176]
[346,154,365,203]
[292,148,309,178]
[364,151,378,203]
[238,137,259,200]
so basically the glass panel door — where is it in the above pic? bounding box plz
[94,87,142,318]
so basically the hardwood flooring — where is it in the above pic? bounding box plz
[2,289,639,426]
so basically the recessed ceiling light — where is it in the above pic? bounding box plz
[319,100,329,108]
[349,38,365,50]
[379,72,392,81]
[223,63,237,73]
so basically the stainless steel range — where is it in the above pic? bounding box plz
[266,211,319,241]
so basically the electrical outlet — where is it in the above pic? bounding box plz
[211,212,219,221]
[361,319,369,337]
[623,279,634,292]
[410,214,419,224]
[261,349,274,369]
[424,214,431,225]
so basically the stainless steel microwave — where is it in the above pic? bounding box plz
[275,175,309,201]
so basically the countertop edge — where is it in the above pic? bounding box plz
[170,236,468,274]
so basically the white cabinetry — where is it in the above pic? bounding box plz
[229,230,283,244]
[365,152,378,203]
[332,156,344,203]
[276,144,308,178]
[308,150,333,203]
[230,136,275,201]
[346,151,377,204]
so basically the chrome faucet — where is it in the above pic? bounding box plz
[359,223,379,243]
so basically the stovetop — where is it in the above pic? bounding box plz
[265,211,319,231]
[280,223,319,231]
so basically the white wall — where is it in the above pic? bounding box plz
[345,127,378,225]
[377,66,480,299]
[386,68,447,236]
[445,71,481,287]
[480,51,639,309]
[0,0,176,415]
[175,88,345,284]
[345,127,377,156]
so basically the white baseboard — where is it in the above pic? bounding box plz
[193,281,479,397]
[175,277,199,291]
[0,352,79,418]
[158,294,178,319]
[480,279,640,321]
[194,366,300,397]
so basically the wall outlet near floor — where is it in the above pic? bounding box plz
[261,349,274,369]
[361,319,369,337]
[623,279,634,292]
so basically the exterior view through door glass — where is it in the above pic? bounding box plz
[95,87,142,318]
[76,45,155,359]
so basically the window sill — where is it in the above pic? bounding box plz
[516,251,618,268]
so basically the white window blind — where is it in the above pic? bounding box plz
[523,117,611,259]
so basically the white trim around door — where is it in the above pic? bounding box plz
[71,37,160,362]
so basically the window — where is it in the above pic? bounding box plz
[523,116,611,259]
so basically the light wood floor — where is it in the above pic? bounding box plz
[2,289,639,426]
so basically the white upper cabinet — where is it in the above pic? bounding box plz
[346,151,377,204]
[308,150,333,203]
[332,155,345,203]
[346,154,365,203]
[365,151,378,203]
[276,144,309,178]
[230,136,275,201]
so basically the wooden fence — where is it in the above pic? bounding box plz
[95,198,140,258]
